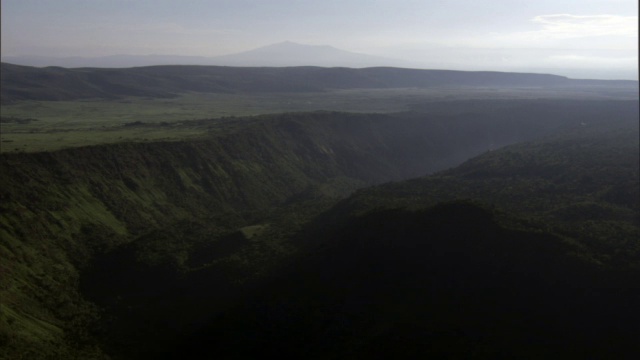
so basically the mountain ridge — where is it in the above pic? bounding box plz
[3,62,636,103]
[210,41,400,67]
[0,41,401,69]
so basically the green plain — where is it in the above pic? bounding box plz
[1,86,636,153]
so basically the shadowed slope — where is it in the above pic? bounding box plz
[168,114,640,359]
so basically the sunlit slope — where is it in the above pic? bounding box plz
[1,107,581,358]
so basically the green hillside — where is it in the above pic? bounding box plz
[170,114,640,359]
[1,106,571,358]
[1,99,638,358]
[338,118,640,267]
[175,202,638,359]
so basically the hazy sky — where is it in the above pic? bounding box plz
[2,0,638,79]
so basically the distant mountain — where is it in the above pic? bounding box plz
[3,62,636,103]
[3,42,636,80]
[0,54,216,68]
[0,41,402,69]
[209,41,401,67]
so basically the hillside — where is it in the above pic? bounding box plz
[3,62,637,103]
[174,203,639,359]
[169,113,640,359]
[1,100,638,358]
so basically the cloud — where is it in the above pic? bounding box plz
[531,14,638,38]
[466,14,639,51]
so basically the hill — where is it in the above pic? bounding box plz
[3,62,637,103]
[1,99,638,358]
[209,41,398,67]
[336,117,640,266]
[174,202,639,359]
[169,112,640,359]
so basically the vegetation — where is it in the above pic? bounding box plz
[167,111,639,359]
[0,64,638,359]
[2,62,637,153]
[3,88,637,153]
[340,119,640,264]
[175,202,638,359]
[3,62,636,103]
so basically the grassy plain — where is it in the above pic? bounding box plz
[1,85,636,153]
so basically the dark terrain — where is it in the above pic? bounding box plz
[2,62,636,103]
[0,64,638,359]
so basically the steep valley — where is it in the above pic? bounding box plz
[169,106,640,359]
[1,99,638,359]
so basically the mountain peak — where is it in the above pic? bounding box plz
[254,41,339,51]
[214,41,396,67]
[0,41,400,69]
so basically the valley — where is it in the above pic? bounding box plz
[2,64,636,153]
[0,63,638,359]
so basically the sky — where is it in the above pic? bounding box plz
[1,0,638,79]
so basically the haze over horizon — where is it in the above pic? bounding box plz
[1,0,638,80]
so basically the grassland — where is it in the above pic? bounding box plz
[1,90,637,358]
[2,85,636,153]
